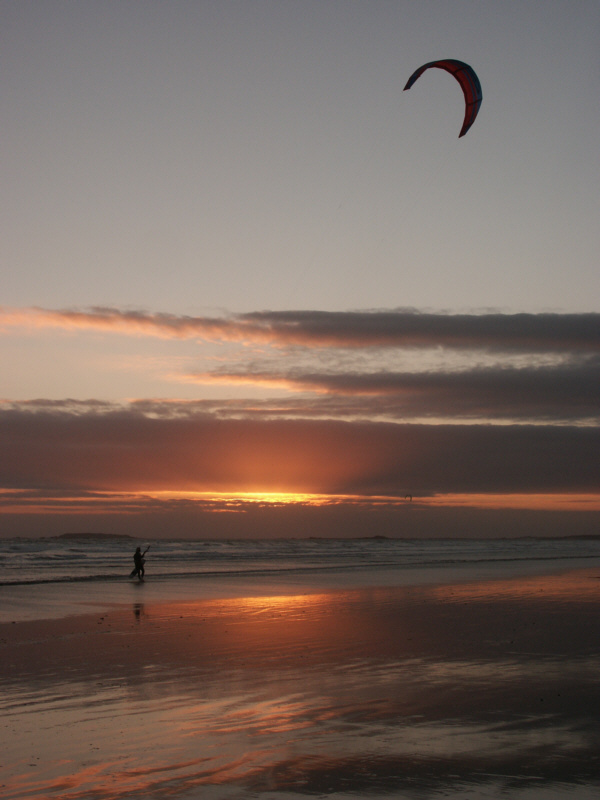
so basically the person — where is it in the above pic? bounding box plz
[130,546,150,580]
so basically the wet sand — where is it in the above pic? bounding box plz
[2,568,600,799]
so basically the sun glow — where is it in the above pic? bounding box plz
[150,490,336,506]
[2,489,599,515]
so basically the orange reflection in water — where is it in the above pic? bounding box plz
[7,752,266,800]
[154,592,334,628]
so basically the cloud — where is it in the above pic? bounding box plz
[240,310,600,352]
[186,357,600,422]
[1,405,598,497]
[2,307,598,537]
[2,306,599,352]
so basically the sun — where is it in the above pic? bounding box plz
[143,490,333,507]
[229,491,325,505]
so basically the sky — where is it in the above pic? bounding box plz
[1,1,599,539]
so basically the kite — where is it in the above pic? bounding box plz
[403,59,482,137]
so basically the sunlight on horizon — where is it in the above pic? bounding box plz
[2,489,599,516]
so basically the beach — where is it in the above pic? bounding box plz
[2,561,600,799]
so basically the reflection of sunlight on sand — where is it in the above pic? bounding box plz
[216,592,329,612]
[5,664,594,800]
[179,695,316,737]
[430,569,600,603]
[4,679,274,797]
[3,574,600,800]
[161,592,332,618]
[7,753,262,799]
[4,659,590,800]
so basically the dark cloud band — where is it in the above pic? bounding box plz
[1,407,597,496]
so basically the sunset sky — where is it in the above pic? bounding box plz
[1,1,599,538]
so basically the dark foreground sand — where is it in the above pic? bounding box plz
[2,568,600,799]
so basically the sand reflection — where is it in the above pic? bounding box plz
[1,571,600,799]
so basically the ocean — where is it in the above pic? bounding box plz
[2,534,600,587]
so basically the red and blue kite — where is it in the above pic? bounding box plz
[404,59,482,138]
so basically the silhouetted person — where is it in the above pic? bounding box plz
[130,546,149,580]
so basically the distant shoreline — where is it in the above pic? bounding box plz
[55,532,137,541]
[8,531,600,542]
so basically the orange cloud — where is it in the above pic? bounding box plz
[183,372,310,392]
[2,306,599,352]
[4,489,598,515]
[421,493,600,512]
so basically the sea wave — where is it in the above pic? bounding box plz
[1,536,599,587]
